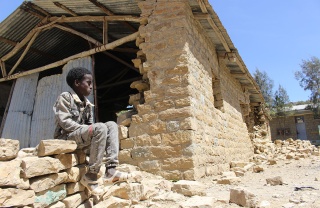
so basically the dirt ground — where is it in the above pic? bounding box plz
[201,155,320,207]
[131,155,320,208]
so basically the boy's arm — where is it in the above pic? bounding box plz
[87,107,94,124]
[53,93,84,132]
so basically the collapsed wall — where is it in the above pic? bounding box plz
[120,0,255,180]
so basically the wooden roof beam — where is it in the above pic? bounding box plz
[47,15,142,23]
[53,1,102,34]
[0,36,56,61]
[0,32,139,82]
[88,0,137,32]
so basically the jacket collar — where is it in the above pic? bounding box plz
[70,89,94,107]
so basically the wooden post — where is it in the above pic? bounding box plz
[0,80,16,136]
[103,18,108,44]
[0,61,6,77]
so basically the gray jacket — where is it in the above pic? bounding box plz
[53,91,94,140]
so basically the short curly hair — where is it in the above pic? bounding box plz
[66,67,92,88]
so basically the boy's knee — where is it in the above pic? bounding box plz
[92,123,108,135]
[106,121,118,129]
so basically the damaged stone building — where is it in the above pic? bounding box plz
[0,0,268,180]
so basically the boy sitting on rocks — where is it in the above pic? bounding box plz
[53,67,134,194]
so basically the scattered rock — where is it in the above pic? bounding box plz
[266,176,283,186]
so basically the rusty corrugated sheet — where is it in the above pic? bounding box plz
[1,73,39,148]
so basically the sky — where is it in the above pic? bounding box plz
[1,1,319,102]
[210,0,320,102]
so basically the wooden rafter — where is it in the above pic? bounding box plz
[48,15,141,23]
[4,8,138,77]
[88,0,137,32]
[53,24,138,72]
[0,32,139,82]
[8,31,40,75]
[53,1,102,34]
[0,16,62,62]
[0,36,56,60]
[0,61,6,77]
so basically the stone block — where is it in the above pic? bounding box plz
[158,107,192,120]
[266,176,283,186]
[77,198,93,208]
[172,180,205,196]
[54,153,79,169]
[47,201,66,208]
[179,196,215,208]
[120,138,135,149]
[37,140,77,157]
[119,125,129,140]
[21,157,64,178]
[229,187,258,207]
[0,188,35,207]
[17,177,30,189]
[94,196,131,208]
[17,147,37,158]
[0,159,21,187]
[162,158,194,171]
[62,192,87,208]
[64,165,87,183]
[34,184,67,208]
[66,182,85,195]
[30,172,68,192]
[161,131,193,146]
[217,177,241,185]
[0,138,19,161]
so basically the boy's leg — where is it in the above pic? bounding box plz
[104,121,119,168]
[103,121,136,183]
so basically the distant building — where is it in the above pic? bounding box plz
[270,104,320,145]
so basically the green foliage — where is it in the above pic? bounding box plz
[271,85,292,117]
[253,68,274,107]
[295,56,320,118]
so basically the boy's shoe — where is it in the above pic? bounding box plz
[80,174,104,195]
[103,170,136,185]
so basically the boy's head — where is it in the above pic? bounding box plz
[66,67,93,97]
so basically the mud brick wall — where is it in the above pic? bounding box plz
[120,0,254,180]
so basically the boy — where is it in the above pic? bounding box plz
[53,67,134,194]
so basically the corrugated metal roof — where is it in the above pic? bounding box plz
[0,0,263,103]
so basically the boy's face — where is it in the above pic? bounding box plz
[74,74,93,98]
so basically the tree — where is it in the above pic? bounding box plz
[253,68,274,107]
[272,85,292,139]
[273,85,292,116]
[295,56,320,118]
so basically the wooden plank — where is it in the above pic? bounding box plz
[48,15,141,23]
[97,77,141,89]
[0,32,139,82]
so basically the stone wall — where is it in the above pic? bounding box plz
[120,0,254,180]
[0,138,90,208]
[270,113,320,143]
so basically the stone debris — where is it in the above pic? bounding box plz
[0,138,19,161]
[0,134,320,207]
[229,187,258,207]
[266,176,283,186]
